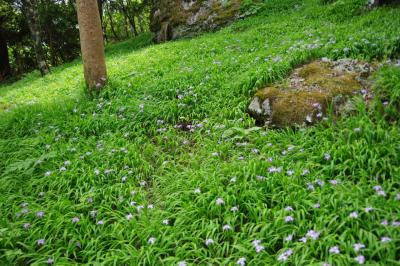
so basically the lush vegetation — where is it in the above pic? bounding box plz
[1,0,400,265]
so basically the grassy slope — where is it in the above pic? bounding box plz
[1,0,400,265]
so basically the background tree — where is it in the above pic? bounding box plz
[0,0,153,82]
[21,0,50,76]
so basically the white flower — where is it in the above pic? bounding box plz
[194,188,201,193]
[148,237,156,244]
[216,198,225,205]
[230,177,237,183]
[205,238,214,246]
[230,206,239,212]
[178,261,187,266]
[163,219,169,225]
[126,213,133,220]
[222,224,232,231]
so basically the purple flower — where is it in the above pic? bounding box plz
[71,217,80,223]
[285,234,294,241]
[349,211,359,218]
[37,239,45,246]
[324,153,331,160]
[97,220,104,225]
[47,258,54,265]
[278,249,293,261]
[307,182,315,191]
[314,202,321,209]
[178,261,187,266]
[306,230,320,240]
[353,243,365,252]
[329,246,340,254]
[236,257,246,266]
[354,255,365,264]
[330,179,339,185]
[36,211,45,218]
[285,216,294,223]
[381,236,391,243]
[364,207,373,213]
[231,206,239,212]
[285,206,294,212]
[381,220,388,226]
[23,223,31,230]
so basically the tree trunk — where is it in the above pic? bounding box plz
[0,31,11,80]
[22,0,50,76]
[138,15,145,33]
[120,4,138,36]
[76,0,107,92]
[106,7,120,40]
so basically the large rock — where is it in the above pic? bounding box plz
[150,0,241,43]
[247,59,377,128]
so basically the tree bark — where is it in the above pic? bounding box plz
[22,0,50,76]
[76,0,107,92]
[120,4,138,36]
[0,31,11,81]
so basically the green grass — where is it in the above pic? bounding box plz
[1,0,400,265]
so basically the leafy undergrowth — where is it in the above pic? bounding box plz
[1,0,400,265]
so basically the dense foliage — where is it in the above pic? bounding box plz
[0,0,400,265]
[0,0,151,80]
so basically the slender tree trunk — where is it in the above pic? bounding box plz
[106,7,120,40]
[22,0,50,76]
[138,15,145,33]
[120,4,138,36]
[0,31,11,80]
[76,0,107,92]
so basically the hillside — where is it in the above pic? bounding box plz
[1,0,400,265]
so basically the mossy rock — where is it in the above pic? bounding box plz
[248,59,375,127]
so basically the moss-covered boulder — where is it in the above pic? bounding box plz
[248,59,377,128]
[150,0,241,43]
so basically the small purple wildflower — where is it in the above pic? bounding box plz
[349,211,359,218]
[71,217,80,223]
[223,224,232,231]
[37,239,45,246]
[278,249,293,262]
[306,230,320,240]
[36,211,45,218]
[236,257,246,266]
[23,223,30,230]
[148,237,156,244]
[97,220,104,225]
[354,255,365,264]
[353,243,365,252]
[329,246,340,254]
[285,216,294,223]
[381,236,391,243]
[47,258,54,265]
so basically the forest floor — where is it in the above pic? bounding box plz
[1,0,400,265]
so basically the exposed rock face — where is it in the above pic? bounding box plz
[150,0,241,43]
[247,59,377,128]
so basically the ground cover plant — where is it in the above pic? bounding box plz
[0,0,400,265]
